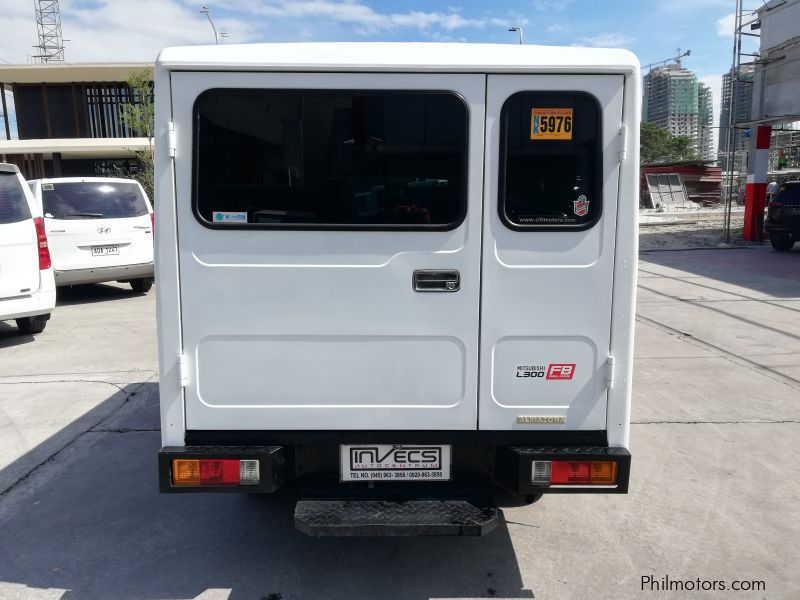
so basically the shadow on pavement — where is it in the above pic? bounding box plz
[640,246,800,299]
[0,384,533,600]
[56,283,148,307]
[0,322,34,349]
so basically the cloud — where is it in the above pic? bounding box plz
[0,0,533,65]
[0,0,260,63]
[573,33,634,48]
[221,1,518,35]
[547,23,571,34]
[532,0,575,12]
[716,12,736,37]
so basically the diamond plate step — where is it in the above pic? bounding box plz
[295,499,498,537]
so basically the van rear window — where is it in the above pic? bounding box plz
[776,185,800,205]
[499,92,602,230]
[0,172,31,225]
[193,90,468,229]
[42,182,149,220]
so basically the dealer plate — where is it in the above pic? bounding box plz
[340,444,451,482]
[91,245,119,256]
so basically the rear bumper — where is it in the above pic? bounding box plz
[0,280,56,321]
[159,435,630,497]
[54,261,154,286]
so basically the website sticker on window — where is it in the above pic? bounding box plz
[212,211,247,224]
[530,108,573,140]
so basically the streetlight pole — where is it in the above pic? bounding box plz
[508,26,524,45]
[200,6,219,45]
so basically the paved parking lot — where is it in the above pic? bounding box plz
[1,245,798,600]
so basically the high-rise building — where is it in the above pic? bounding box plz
[718,63,754,171]
[698,82,713,161]
[643,63,714,160]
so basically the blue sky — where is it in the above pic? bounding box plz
[1,0,758,140]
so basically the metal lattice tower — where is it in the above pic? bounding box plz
[721,0,760,243]
[33,0,65,63]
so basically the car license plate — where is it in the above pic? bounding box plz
[91,245,119,256]
[340,444,451,482]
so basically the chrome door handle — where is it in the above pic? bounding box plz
[413,270,460,292]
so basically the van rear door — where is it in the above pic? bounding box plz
[479,75,625,431]
[42,180,153,272]
[171,72,485,431]
[0,170,39,300]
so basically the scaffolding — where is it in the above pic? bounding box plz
[722,0,760,243]
[32,0,65,64]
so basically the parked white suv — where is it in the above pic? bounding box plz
[27,177,155,293]
[0,163,55,334]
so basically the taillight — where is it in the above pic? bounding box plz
[172,459,260,486]
[150,212,154,232]
[531,460,618,485]
[33,217,51,270]
[768,201,783,208]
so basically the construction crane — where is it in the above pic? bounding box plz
[643,48,692,75]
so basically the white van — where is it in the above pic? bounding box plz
[27,177,155,292]
[0,163,55,334]
[154,43,640,536]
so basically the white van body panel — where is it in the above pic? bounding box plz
[28,177,154,286]
[0,164,56,321]
[170,72,484,431]
[479,74,624,431]
[154,43,639,448]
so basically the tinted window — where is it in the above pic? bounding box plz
[43,181,148,219]
[0,172,31,225]
[499,92,601,229]
[194,90,468,229]
[776,185,800,205]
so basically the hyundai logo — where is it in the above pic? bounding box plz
[97,227,111,234]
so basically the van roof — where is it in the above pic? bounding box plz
[31,177,141,185]
[0,163,21,174]
[156,42,639,75]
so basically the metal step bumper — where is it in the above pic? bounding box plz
[294,498,498,537]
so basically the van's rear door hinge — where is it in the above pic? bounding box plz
[167,121,176,158]
[606,355,616,389]
[178,353,188,387]
[618,125,628,162]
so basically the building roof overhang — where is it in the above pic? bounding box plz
[0,137,149,159]
[0,63,152,85]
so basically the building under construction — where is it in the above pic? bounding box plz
[718,64,754,172]
[643,63,714,160]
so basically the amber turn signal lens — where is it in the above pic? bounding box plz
[173,459,200,485]
[589,461,617,484]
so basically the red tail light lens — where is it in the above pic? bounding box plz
[768,201,783,208]
[172,458,260,486]
[532,460,618,485]
[551,461,591,484]
[33,217,51,270]
[150,212,154,233]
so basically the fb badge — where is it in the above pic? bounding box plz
[573,195,589,217]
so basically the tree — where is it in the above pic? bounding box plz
[640,122,697,164]
[119,71,155,201]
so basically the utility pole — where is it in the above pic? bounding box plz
[508,26,524,45]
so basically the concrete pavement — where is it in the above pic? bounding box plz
[0,246,798,599]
